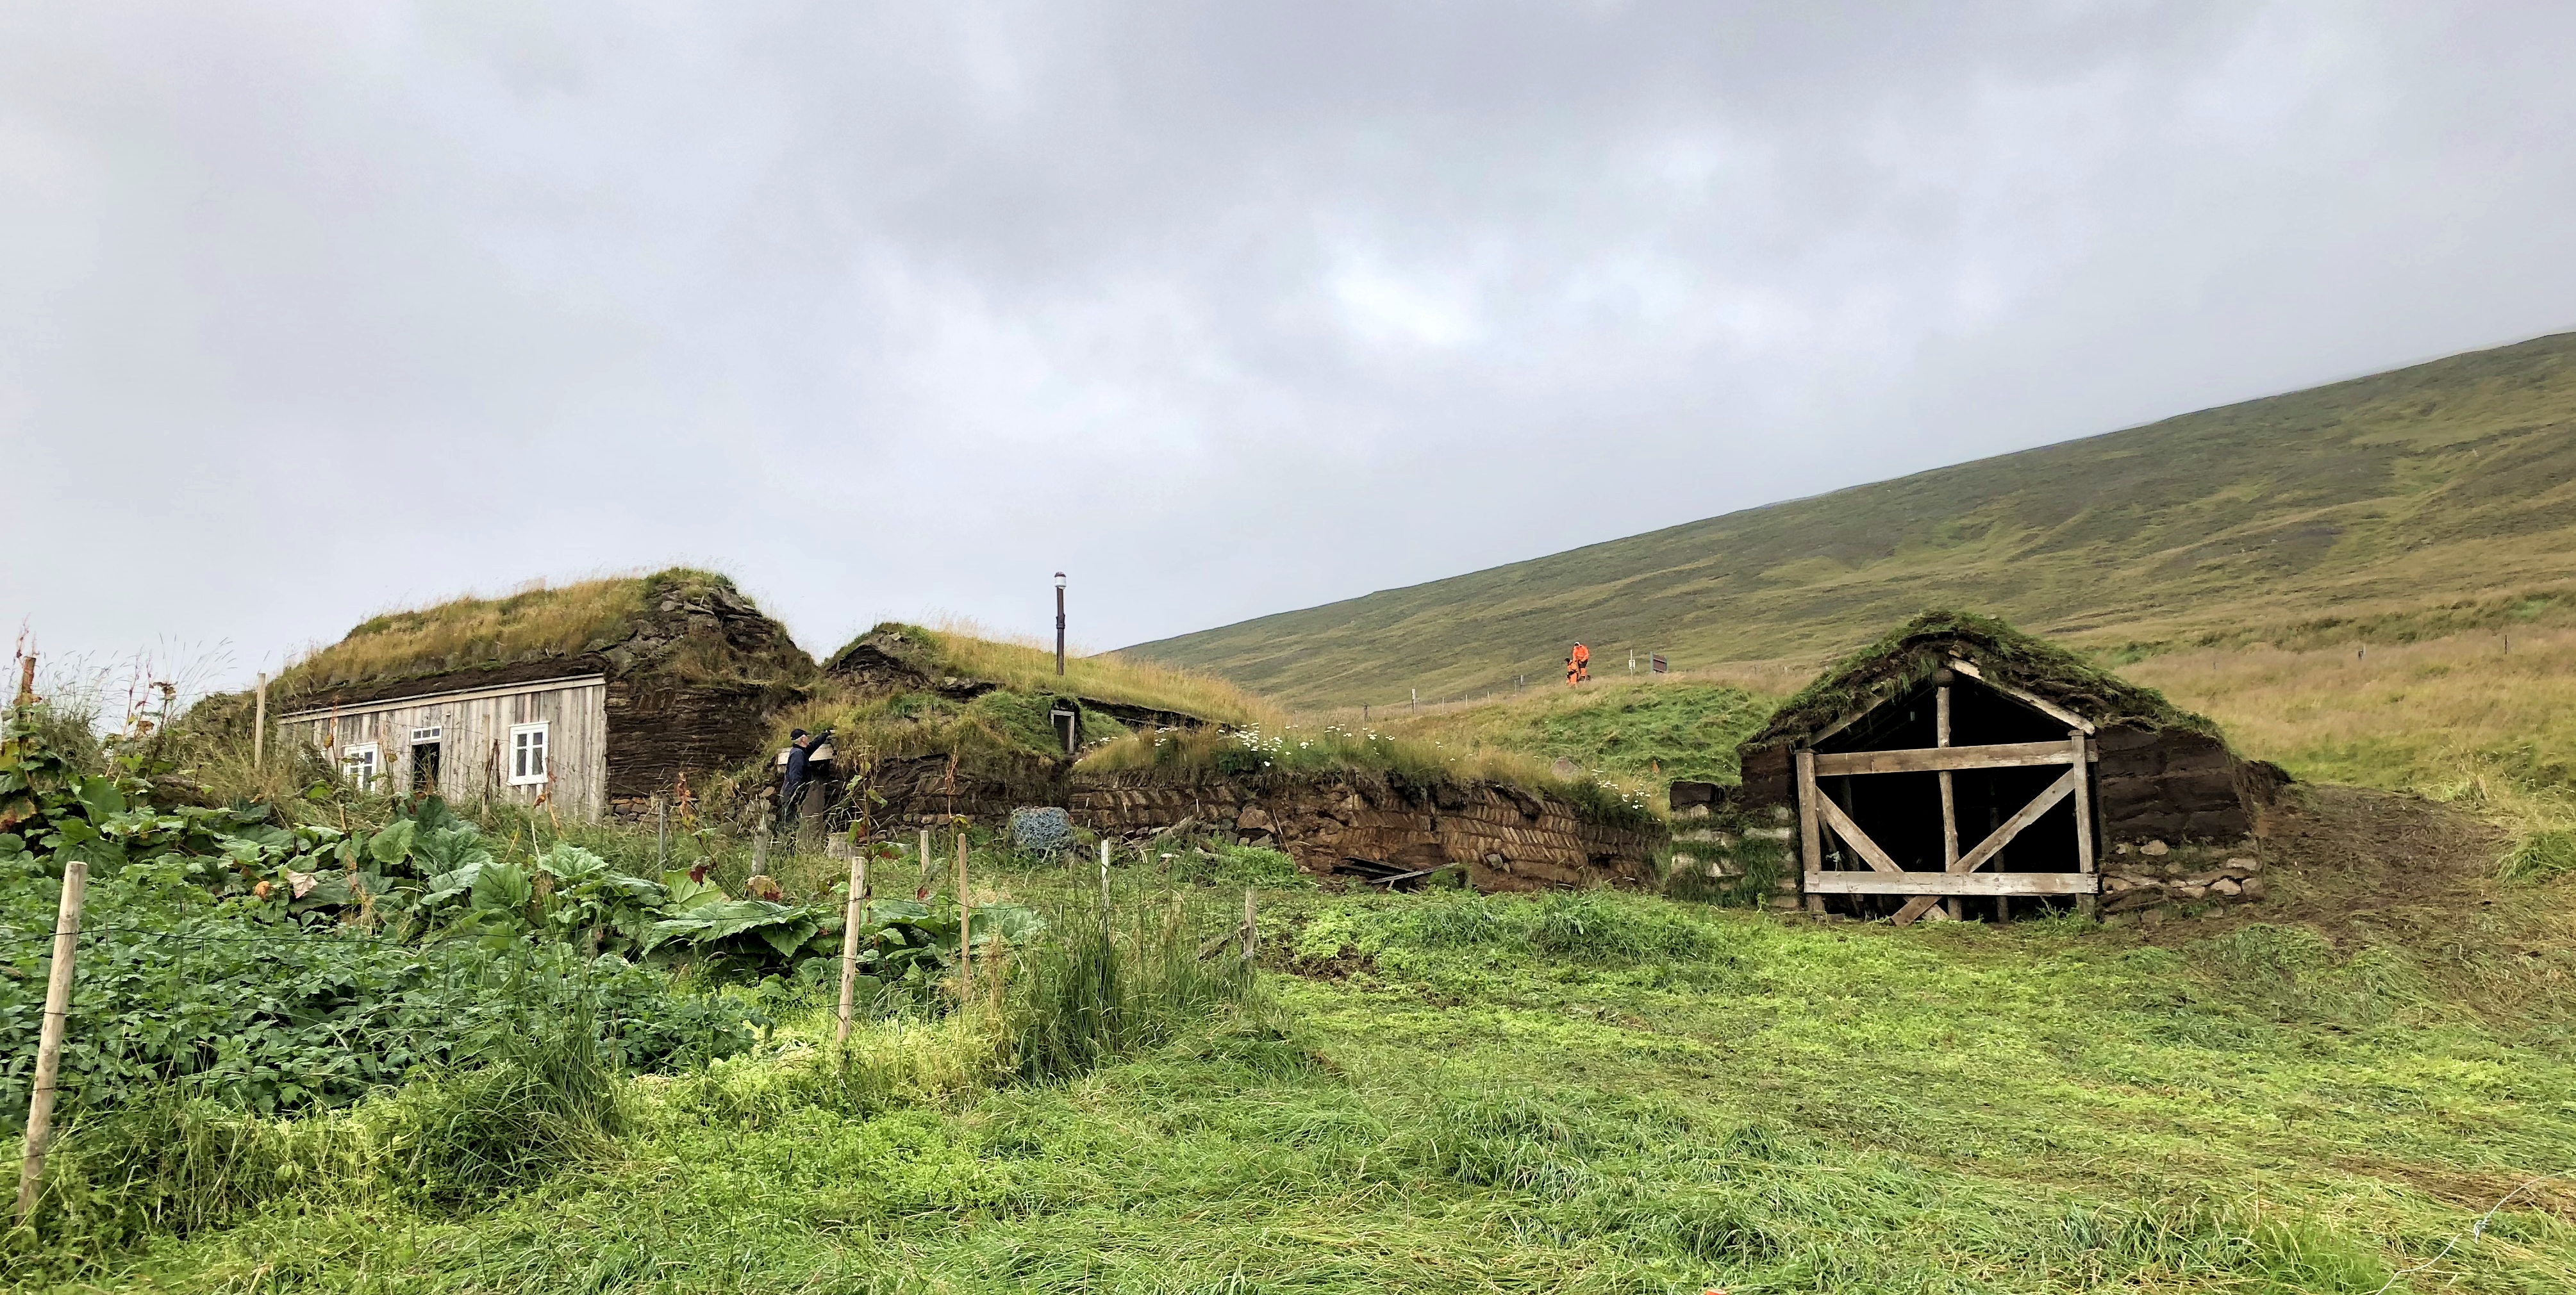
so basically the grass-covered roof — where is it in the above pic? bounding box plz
[1748,609,2216,750]
[825,622,1268,729]
[279,568,813,699]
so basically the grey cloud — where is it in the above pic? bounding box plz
[3,1,2573,693]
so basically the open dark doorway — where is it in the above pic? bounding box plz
[411,742,442,795]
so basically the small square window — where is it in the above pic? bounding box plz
[342,744,381,791]
[509,723,549,786]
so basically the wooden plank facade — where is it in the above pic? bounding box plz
[280,675,610,821]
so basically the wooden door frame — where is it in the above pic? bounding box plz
[1799,730,2098,925]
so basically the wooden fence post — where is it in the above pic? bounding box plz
[837,848,868,1044]
[16,859,87,1224]
[655,795,668,871]
[955,829,972,999]
[252,672,267,771]
[1241,887,1257,960]
[1099,839,1112,915]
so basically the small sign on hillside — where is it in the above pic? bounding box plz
[1650,654,1668,673]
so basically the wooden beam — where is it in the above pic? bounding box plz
[1813,793,1904,874]
[1947,657,2096,734]
[2070,730,2097,918]
[1937,686,1959,920]
[1892,894,1942,927]
[1808,704,1879,746]
[1811,739,2079,776]
[1952,766,2079,874]
[1795,748,1824,876]
[1804,871,2100,896]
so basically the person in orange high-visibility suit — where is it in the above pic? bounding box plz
[1565,642,1590,686]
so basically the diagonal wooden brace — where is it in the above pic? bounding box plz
[1952,766,2079,875]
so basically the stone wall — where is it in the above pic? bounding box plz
[1664,798,1804,911]
[605,679,796,819]
[771,756,1662,889]
[876,753,1069,831]
[1068,771,1662,891]
[2093,726,2288,846]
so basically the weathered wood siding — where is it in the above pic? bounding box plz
[279,675,610,821]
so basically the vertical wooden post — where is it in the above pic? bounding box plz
[2070,730,2097,918]
[17,859,87,1224]
[954,829,972,998]
[655,795,668,870]
[1242,887,1258,960]
[1795,748,1824,913]
[1936,685,1961,920]
[917,828,933,899]
[752,814,769,876]
[836,848,867,1043]
[252,672,267,770]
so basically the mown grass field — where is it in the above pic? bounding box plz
[65,838,2576,1295]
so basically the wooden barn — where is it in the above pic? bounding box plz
[1674,611,2285,925]
[272,570,815,821]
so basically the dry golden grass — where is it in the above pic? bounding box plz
[929,618,1282,729]
[279,573,671,691]
[2125,624,2576,830]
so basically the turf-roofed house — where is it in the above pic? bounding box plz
[272,571,815,821]
[1672,612,2288,925]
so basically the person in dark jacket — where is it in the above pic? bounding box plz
[779,728,829,825]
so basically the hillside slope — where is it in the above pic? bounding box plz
[1126,332,2576,709]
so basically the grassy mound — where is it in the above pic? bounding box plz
[1359,675,1778,786]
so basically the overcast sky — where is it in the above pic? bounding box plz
[6,1,2575,697]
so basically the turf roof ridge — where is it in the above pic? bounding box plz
[1752,608,2216,748]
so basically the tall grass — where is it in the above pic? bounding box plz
[999,898,1254,1085]
[378,966,626,1208]
[2126,623,2576,870]
[6,961,626,1278]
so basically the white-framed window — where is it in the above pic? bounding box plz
[509,723,550,786]
[342,743,381,791]
[410,725,442,743]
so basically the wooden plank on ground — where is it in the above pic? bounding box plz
[1804,871,2100,896]
[1891,894,1942,927]
[1952,766,2079,873]
[1812,740,2077,776]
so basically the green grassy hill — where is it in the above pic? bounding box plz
[1126,332,2576,709]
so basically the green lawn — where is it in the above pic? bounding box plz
[71,865,2576,1295]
